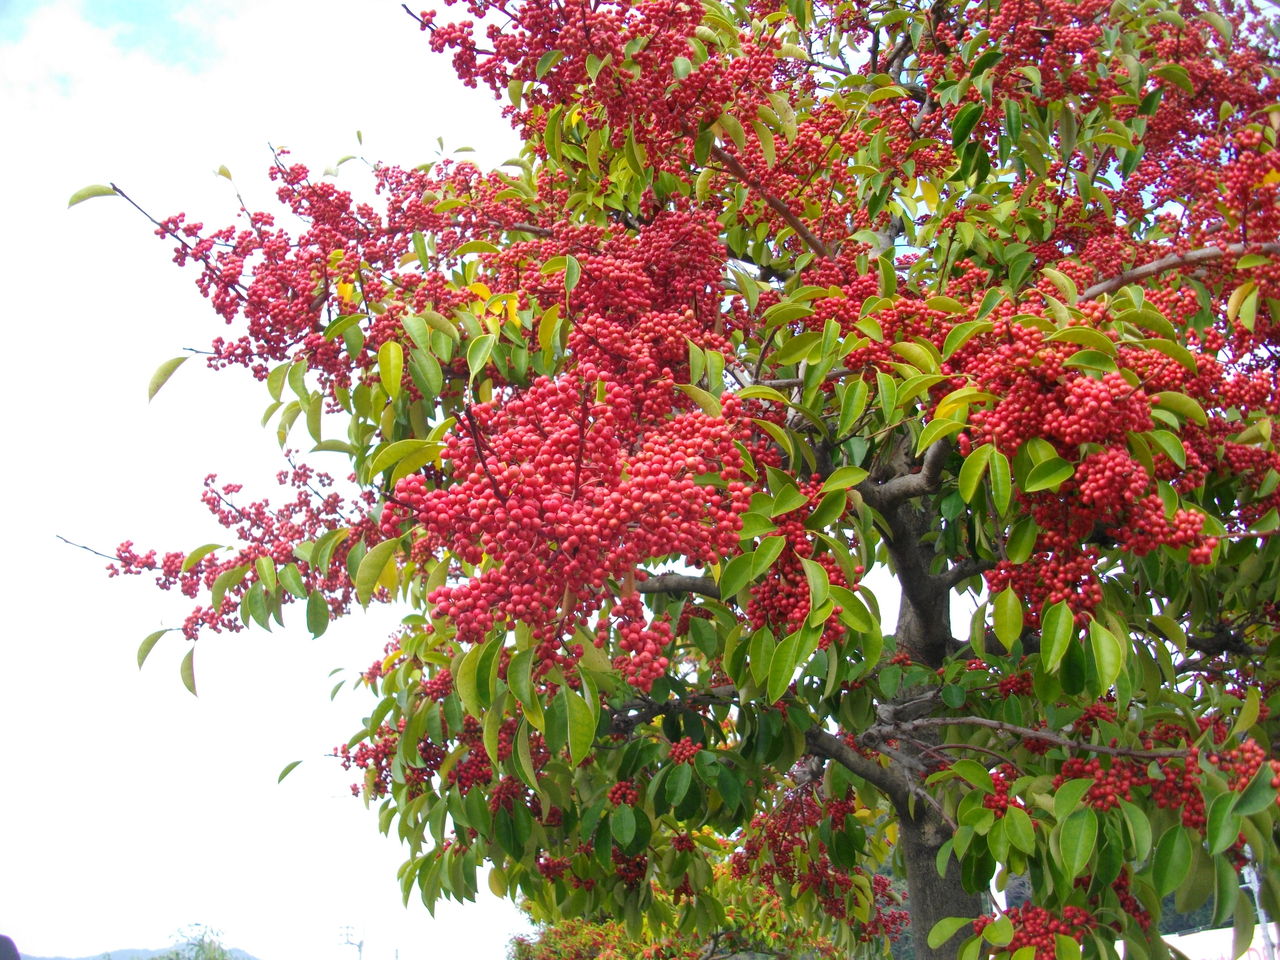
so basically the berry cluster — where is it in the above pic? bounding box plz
[974,905,1095,960]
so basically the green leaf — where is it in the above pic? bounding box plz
[148,356,188,402]
[565,689,595,767]
[355,538,400,605]
[1058,808,1097,879]
[1023,457,1073,493]
[67,183,118,207]
[564,255,581,294]
[677,383,722,416]
[942,320,993,359]
[1005,517,1039,563]
[1229,685,1260,740]
[1152,391,1207,426]
[137,629,169,669]
[181,543,223,573]
[306,590,329,637]
[453,239,501,256]
[767,631,800,703]
[752,536,787,577]
[466,334,496,384]
[1153,824,1192,897]
[952,102,984,149]
[1040,600,1075,672]
[800,556,830,608]
[805,490,847,530]
[928,917,976,950]
[378,340,404,401]
[1234,760,1279,816]
[1005,806,1035,853]
[951,759,994,793]
[958,443,995,502]
[916,417,966,456]
[278,760,303,783]
[612,804,636,845]
[1089,620,1124,691]
[1054,779,1094,821]
[989,451,1011,513]
[1234,889,1256,960]
[718,553,754,599]
[1206,792,1241,856]
[993,588,1023,650]
[820,465,869,492]
[180,647,197,696]
[211,563,250,612]
[762,301,815,327]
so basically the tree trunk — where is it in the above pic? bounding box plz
[899,807,986,960]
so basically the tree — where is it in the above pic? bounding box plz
[79,0,1280,957]
[156,926,234,960]
[508,856,873,959]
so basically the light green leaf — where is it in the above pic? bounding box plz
[306,590,329,637]
[68,183,118,207]
[958,443,995,502]
[278,760,303,783]
[1089,620,1124,691]
[378,340,404,400]
[137,629,169,669]
[928,917,976,950]
[989,451,1012,513]
[181,543,223,573]
[180,647,197,696]
[993,588,1022,650]
[466,334,496,384]
[148,356,189,402]
[565,689,595,767]
[355,538,400,605]
[821,465,869,492]
[1023,457,1073,493]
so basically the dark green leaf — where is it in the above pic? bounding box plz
[1153,824,1192,897]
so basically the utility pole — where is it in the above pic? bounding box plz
[339,925,365,960]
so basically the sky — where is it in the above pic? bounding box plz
[0,2,534,958]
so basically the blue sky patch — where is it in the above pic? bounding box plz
[1,0,213,69]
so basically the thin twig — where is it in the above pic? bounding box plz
[56,535,119,563]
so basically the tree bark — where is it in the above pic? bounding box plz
[899,807,985,960]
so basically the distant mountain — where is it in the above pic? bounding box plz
[24,949,262,960]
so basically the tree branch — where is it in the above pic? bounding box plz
[858,438,951,511]
[710,145,832,260]
[1080,242,1280,300]
[805,727,907,805]
[938,556,997,590]
[874,715,1189,760]
[759,366,857,389]
[635,573,720,599]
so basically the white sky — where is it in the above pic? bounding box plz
[0,2,533,957]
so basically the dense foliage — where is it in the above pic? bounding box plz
[509,860,859,959]
[82,0,1280,957]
